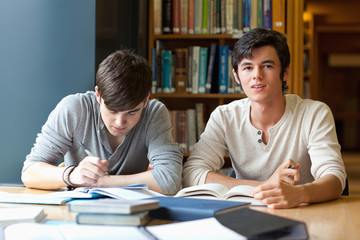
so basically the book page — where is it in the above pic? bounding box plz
[147,217,246,240]
[225,185,266,206]
[174,183,229,199]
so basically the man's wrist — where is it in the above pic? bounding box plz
[62,165,76,190]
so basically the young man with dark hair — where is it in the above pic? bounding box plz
[183,28,347,208]
[22,50,183,195]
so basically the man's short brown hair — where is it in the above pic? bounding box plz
[96,50,152,111]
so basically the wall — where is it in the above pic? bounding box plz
[0,0,95,184]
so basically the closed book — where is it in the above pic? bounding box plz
[191,46,201,94]
[195,103,204,140]
[151,47,157,94]
[153,0,162,34]
[155,40,166,93]
[227,48,235,93]
[205,43,217,93]
[194,0,202,34]
[272,0,285,33]
[180,0,188,34]
[220,0,226,33]
[225,0,233,34]
[174,48,188,93]
[172,0,181,34]
[0,207,46,227]
[188,0,195,34]
[186,46,193,93]
[76,211,149,226]
[198,47,208,94]
[162,0,172,33]
[68,199,160,214]
[262,0,272,29]
[149,196,250,221]
[186,108,197,152]
[218,45,229,94]
[242,0,251,32]
[176,110,187,152]
[201,0,209,34]
[215,208,309,240]
[161,49,172,93]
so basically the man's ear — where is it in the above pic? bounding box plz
[144,93,150,108]
[283,66,290,82]
[233,69,241,85]
[95,86,101,104]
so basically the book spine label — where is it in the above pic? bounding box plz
[202,0,209,34]
[161,50,172,93]
[174,48,188,93]
[242,0,251,32]
[205,43,217,93]
[172,0,181,34]
[218,45,229,94]
[188,0,195,34]
[262,0,272,29]
[162,0,173,33]
[198,47,208,94]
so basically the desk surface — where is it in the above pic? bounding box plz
[1,186,359,240]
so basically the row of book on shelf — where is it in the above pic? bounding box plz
[152,41,245,94]
[169,102,205,153]
[153,0,285,36]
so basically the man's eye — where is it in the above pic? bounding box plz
[128,112,137,116]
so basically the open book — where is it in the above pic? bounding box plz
[174,183,266,206]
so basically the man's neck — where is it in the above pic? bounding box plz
[249,95,286,131]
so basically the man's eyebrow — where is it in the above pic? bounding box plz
[262,59,276,64]
[127,108,141,113]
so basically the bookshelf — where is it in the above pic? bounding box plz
[148,0,304,154]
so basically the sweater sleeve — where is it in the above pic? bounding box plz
[145,103,184,195]
[183,107,228,187]
[306,102,347,190]
[23,95,83,171]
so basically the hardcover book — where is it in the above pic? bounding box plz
[149,196,250,221]
[76,211,150,226]
[68,198,160,214]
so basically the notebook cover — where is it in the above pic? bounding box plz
[148,196,250,221]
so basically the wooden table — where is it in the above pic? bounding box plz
[1,186,359,239]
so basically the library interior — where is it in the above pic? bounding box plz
[1,0,360,239]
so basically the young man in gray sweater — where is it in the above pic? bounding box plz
[22,50,183,195]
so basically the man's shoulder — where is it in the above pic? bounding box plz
[217,98,249,113]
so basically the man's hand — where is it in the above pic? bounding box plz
[69,156,109,187]
[252,159,303,208]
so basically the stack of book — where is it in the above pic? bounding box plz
[68,198,160,226]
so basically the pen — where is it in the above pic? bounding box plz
[78,141,109,176]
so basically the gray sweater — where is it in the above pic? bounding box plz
[24,92,183,194]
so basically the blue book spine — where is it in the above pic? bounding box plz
[262,0,272,29]
[151,48,157,94]
[198,47,208,94]
[161,50,172,93]
[242,0,251,32]
[205,43,217,93]
[218,45,229,94]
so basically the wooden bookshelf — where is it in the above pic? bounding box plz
[148,0,304,154]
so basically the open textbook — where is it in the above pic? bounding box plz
[0,185,164,205]
[174,183,266,206]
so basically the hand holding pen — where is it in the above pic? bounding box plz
[66,141,110,187]
[78,141,109,176]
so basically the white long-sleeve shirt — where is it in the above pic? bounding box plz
[183,94,347,190]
